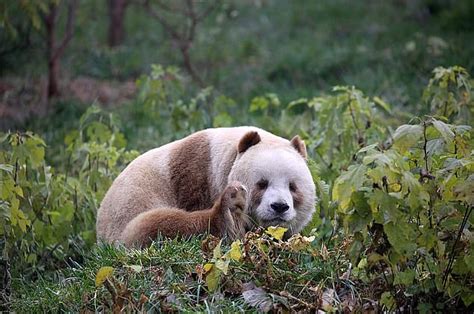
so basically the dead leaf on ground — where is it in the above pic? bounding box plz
[242,282,273,313]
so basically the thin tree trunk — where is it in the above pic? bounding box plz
[181,46,204,87]
[45,3,59,98]
[108,0,128,47]
[43,0,78,99]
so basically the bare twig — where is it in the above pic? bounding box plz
[141,0,221,86]
[422,120,429,173]
[442,205,472,288]
[348,97,364,146]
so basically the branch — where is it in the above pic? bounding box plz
[144,0,181,40]
[348,100,364,146]
[141,0,220,86]
[187,0,220,40]
[153,0,190,17]
[52,0,78,61]
[422,120,429,173]
[442,206,472,288]
[197,0,221,22]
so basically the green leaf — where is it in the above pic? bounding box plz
[26,253,37,264]
[86,121,112,143]
[426,138,445,156]
[367,253,385,265]
[417,228,437,250]
[24,135,46,168]
[205,264,220,292]
[432,119,454,143]
[417,303,433,314]
[373,96,392,113]
[249,96,269,112]
[212,240,222,259]
[357,143,378,154]
[333,164,367,212]
[464,252,474,272]
[1,177,14,199]
[392,124,423,153]
[287,98,309,114]
[384,222,417,255]
[453,175,474,205]
[363,152,391,166]
[10,197,31,232]
[367,189,399,223]
[344,191,372,232]
[394,269,415,286]
[380,291,396,310]
[213,112,233,127]
[461,289,474,306]
[265,93,280,107]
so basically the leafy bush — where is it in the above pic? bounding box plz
[0,106,138,276]
[125,65,239,149]
[334,117,472,309]
[330,67,473,310]
[423,66,472,123]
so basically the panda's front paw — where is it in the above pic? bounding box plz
[221,181,247,213]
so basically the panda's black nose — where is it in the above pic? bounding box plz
[271,202,289,213]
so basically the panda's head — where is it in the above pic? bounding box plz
[228,131,316,235]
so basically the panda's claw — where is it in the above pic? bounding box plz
[222,181,247,212]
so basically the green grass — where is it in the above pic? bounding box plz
[12,238,207,312]
[12,232,358,312]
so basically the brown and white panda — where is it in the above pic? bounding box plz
[96,127,316,247]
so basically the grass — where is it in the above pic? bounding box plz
[12,231,361,312]
[13,237,206,312]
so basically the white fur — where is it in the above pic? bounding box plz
[229,144,315,234]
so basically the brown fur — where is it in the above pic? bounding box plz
[290,135,307,160]
[250,185,265,211]
[238,131,261,153]
[291,188,305,209]
[169,132,212,211]
[121,182,248,248]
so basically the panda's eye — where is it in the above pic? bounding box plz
[289,182,297,192]
[257,179,268,190]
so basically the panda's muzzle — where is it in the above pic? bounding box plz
[271,202,289,214]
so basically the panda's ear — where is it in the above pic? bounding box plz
[290,135,307,160]
[238,131,261,153]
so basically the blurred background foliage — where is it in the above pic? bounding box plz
[1,0,473,134]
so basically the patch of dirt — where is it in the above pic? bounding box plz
[0,76,137,130]
[0,77,48,130]
[68,76,136,106]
